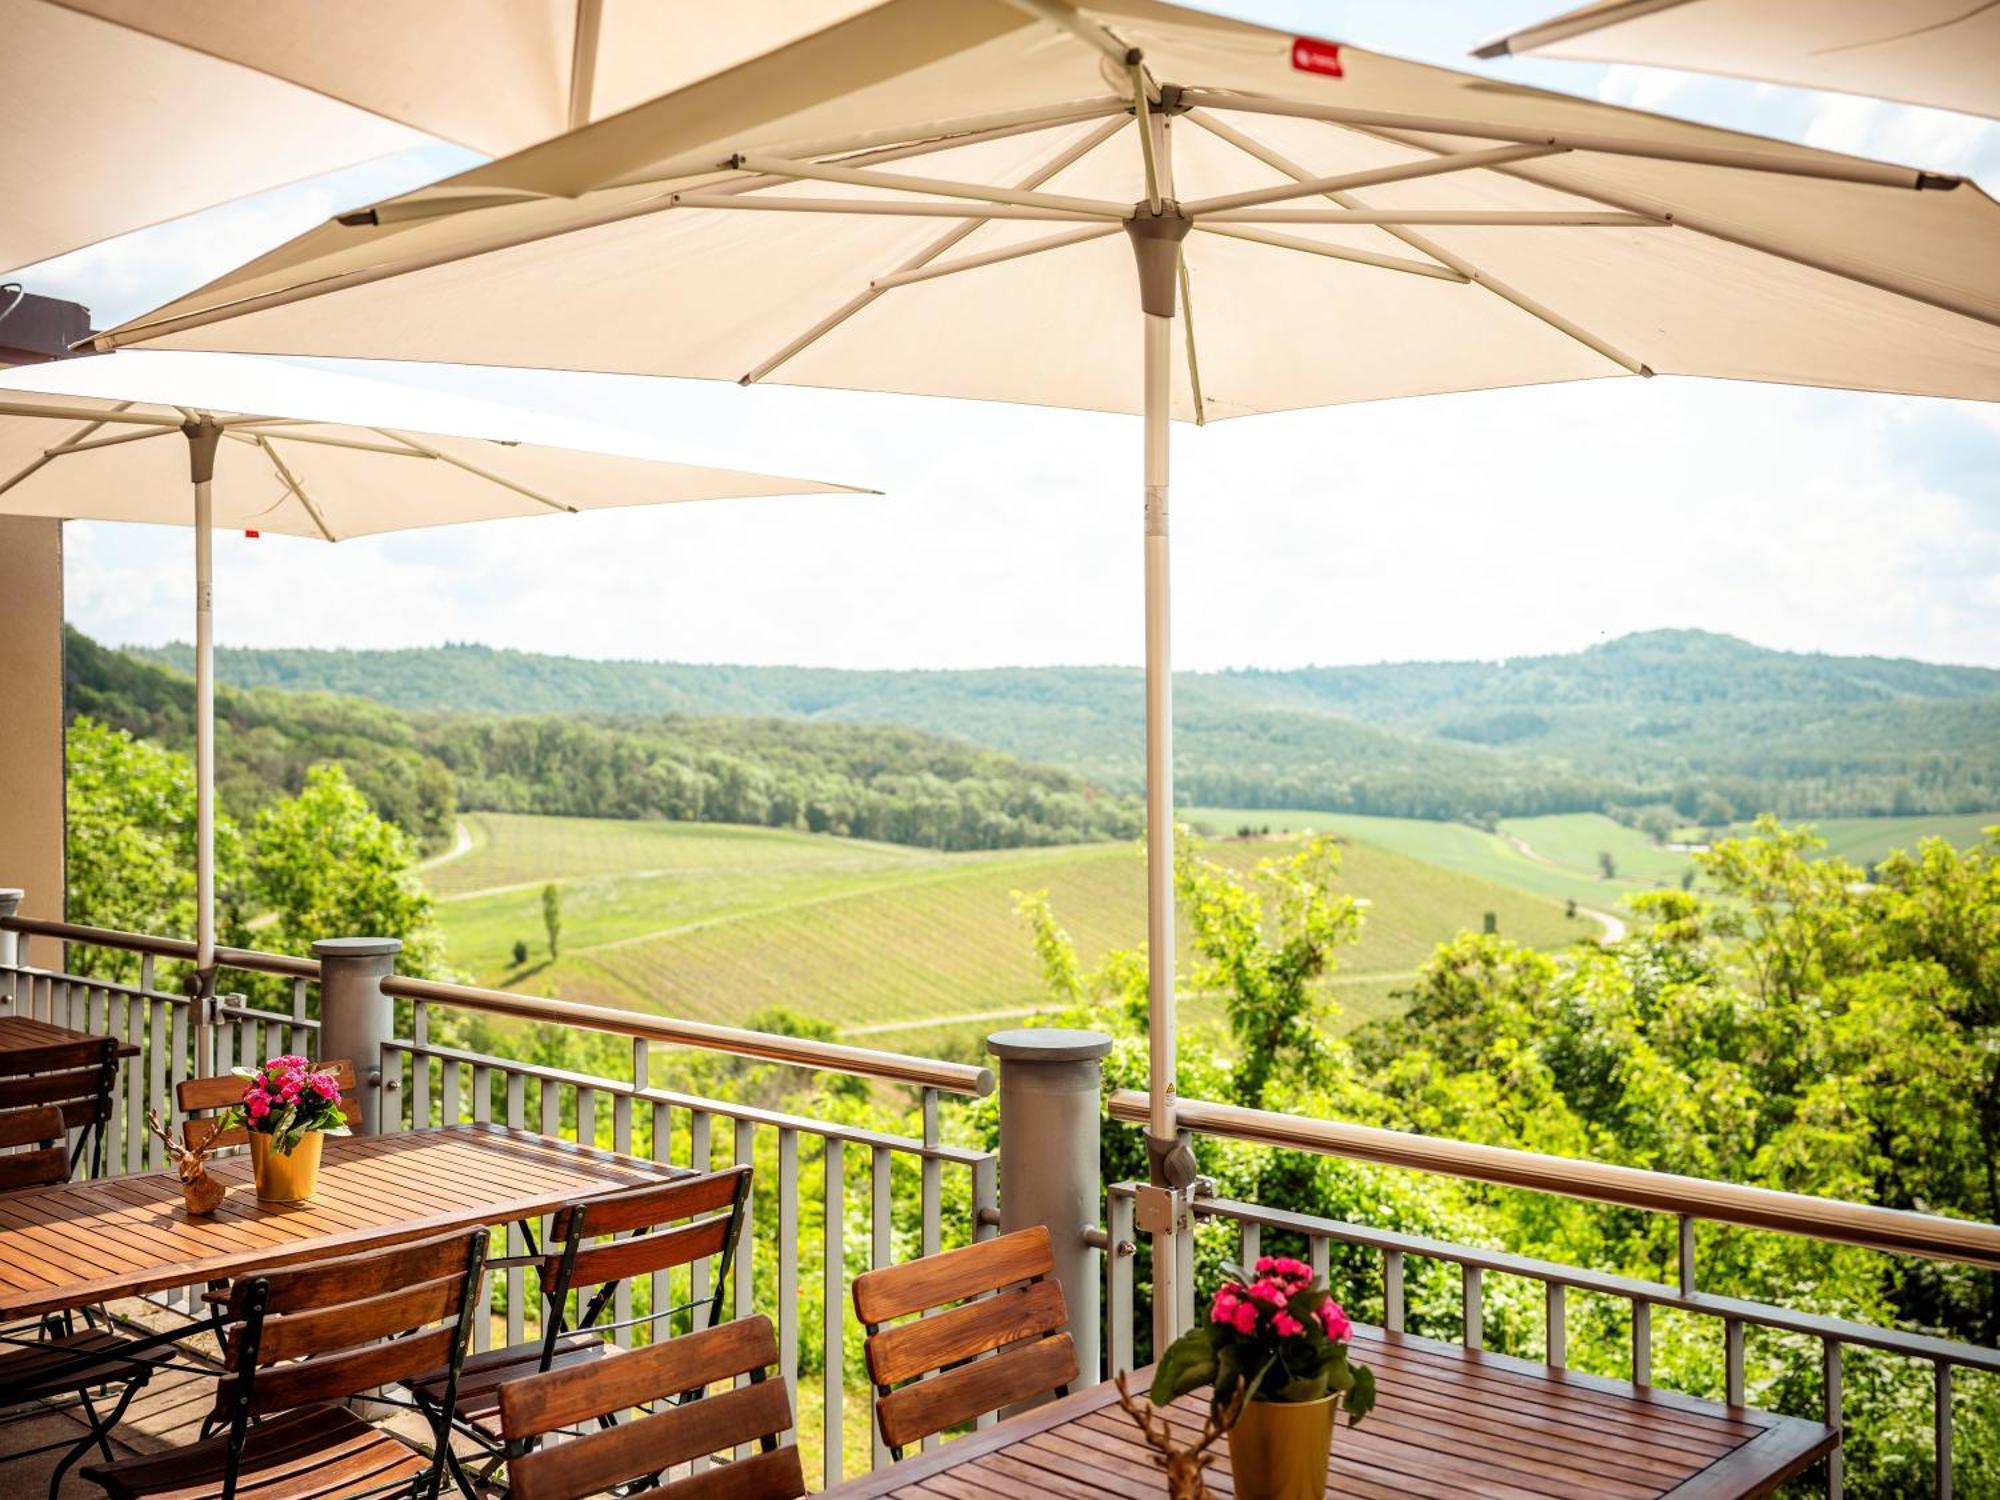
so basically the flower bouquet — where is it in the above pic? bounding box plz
[1149,1256,1375,1500]
[232,1055,348,1205]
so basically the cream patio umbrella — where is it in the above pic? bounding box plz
[0,349,863,1001]
[84,0,2000,1333]
[1474,0,2000,120]
[5,0,875,271]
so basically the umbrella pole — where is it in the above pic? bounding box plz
[184,418,221,1074]
[1129,204,1194,1347]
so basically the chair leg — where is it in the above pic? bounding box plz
[50,1377,144,1500]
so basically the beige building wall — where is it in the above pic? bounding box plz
[0,516,65,919]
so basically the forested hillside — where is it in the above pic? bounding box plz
[145,629,2000,821]
[66,629,1140,852]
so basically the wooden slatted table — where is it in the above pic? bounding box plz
[0,1124,687,1321]
[0,1014,139,1059]
[827,1328,1838,1499]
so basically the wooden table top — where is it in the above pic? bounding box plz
[0,1014,139,1058]
[827,1328,1837,1500]
[0,1124,687,1320]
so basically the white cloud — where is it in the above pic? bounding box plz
[1595,64,1696,114]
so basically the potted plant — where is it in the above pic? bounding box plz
[1150,1256,1376,1500]
[232,1055,347,1206]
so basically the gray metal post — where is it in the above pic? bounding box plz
[0,889,21,972]
[313,937,400,1134]
[988,1028,1113,1391]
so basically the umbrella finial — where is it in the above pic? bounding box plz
[1124,207,1193,318]
[181,415,223,485]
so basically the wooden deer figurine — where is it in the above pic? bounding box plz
[1112,1369,1249,1500]
[145,1108,226,1215]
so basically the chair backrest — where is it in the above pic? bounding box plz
[212,1227,487,1440]
[0,1105,69,1192]
[178,1059,359,1151]
[0,1038,119,1177]
[853,1224,1076,1457]
[537,1165,750,1355]
[498,1314,804,1500]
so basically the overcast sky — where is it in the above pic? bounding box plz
[17,0,1999,672]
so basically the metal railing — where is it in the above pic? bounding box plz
[0,915,997,1486]
[1107,1091,2000,1500]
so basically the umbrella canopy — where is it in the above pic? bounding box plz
[85,0,2000,1340]
[1474,0,2000,121]
[4,0,872,272]
[0,349,864,1003]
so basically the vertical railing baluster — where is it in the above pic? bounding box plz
[1546,1281,1566,1369]
[1725,1318,1744,1406]
[168,1001,189,1130]
[381,1048,404,1132]
[1310,1235,1330,1286]
[471,1065,492,1125]
[147,995,168,1170]
[576,1087,597,1151]
[1633,1299,1653,1387]
[1462,1265,1483,1352]
[870,1145,893,1471]
[823,1137,845,1490]
[1679,1214,1697,1297]
[1240,1221,1260,1270]
[972,1153,1002,1415]
[1381,1249,1405,1334]
[1108,1190,1135,1378]
[733,1117,757,1461]
[1934,1361,1952,1500]
[777,1128,800,1444]
[1824,1338,1844,1500]
[541,1078,563,1333]
[440,1057,462,1126]
[505,1073,527,1349]
[124,992,143,1175]
[689,1110,714,1333]
[611,1089,634,1347]
[651,1100,673,1347]
[410,1004,430,1128]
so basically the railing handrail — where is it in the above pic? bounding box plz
[388,974,993,1097]
[1111,1090,2000,1271]
[2,915,993,1096]
[2,914,321,979]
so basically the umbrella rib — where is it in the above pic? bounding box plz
[1191,224,1468,282]
[1172,89,1956,192]
[258,430,442,457]
[733,153,1127,218]
[0,400,146,499]
[373,429,578,513]
[1180,143,1567,216]
[1347,119,2000,334]
[740,113,1132,385]
[1178,260,1206,426]
[668,194,1108,221]
[869,225,1121,291]
[568,0,603,130]
[42,425,180,458]
[1184,108,1650,375]
[251,434,336,542]
[1203,209,1662,226]
[999,0,1149,78]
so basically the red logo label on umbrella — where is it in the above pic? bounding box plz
[1291,37,1343,77]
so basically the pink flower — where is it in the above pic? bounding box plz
[1318,1302,1352,1342]
[269,1055,308,1071]
[245,1091,271,1121]
[1248,1279,1288,1306]
[1273,1257,1310,1280]
[1274,1312,1305,1338]
[306,1071,340,1100]
[1254,1256,1276,1274]
[278,1077,302,1101]
[1230,1302,1259,1335]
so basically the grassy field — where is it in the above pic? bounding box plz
[428,813,1589,1040]
[1191,807,1998,915]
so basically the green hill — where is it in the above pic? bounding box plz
[432,812,1590,1042]
[143,629,2000,821]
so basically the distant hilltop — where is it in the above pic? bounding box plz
[127,629,2000,825]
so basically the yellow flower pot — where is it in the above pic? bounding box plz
[1230,1394,1337,1500]
[248,1131,324,1206]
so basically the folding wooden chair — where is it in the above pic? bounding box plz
[81,1227,487,1500]
[411,1164,749,1481]
[0,1037,119,1180]
[854,1223,1077,1459]
[0,1107,173,1500]
[497,1314,805,1500]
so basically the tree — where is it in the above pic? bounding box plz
[511,939,529,968]
[64,717,249,983]
[1597,851,1616,880]
[248,764,443,977]
[542,883,562,960]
